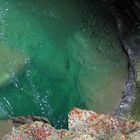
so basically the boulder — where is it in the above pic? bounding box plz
[68,108,140,139]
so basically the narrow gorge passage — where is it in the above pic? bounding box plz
[0,0,128,128]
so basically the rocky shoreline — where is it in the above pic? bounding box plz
[1,108,140,140]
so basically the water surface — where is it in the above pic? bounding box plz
[0,0,128,128]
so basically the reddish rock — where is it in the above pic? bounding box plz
[2,108,140,140]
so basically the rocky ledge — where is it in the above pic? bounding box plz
[1,108,140,140]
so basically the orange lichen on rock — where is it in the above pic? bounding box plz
[2,121,71,140]
[2,108,140,140]
[68,108,140,139]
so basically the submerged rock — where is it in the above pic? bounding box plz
[0,46,26,88]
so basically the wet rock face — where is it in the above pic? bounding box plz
[107,0,140,120]
[0,47,26,88]
[70,0,128,113]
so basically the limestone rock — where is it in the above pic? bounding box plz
[2,108,140,140]
[68,108,140,139]
[63,134,93,140]
[2,121,72,140]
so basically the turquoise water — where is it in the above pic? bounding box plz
[0,0,128,128]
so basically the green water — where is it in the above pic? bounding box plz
[0,0,128,128]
